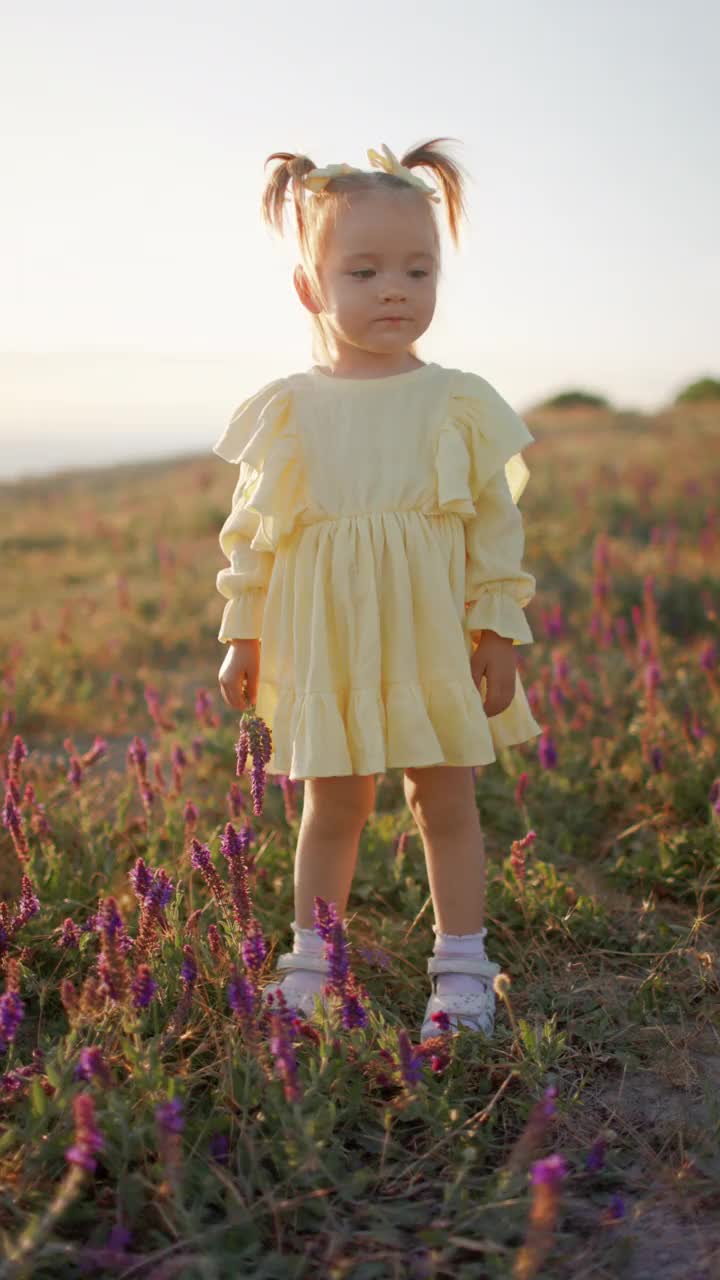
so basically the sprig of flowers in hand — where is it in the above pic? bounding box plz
[235,678,273,816]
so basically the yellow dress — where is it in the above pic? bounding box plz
[212,362,542,780]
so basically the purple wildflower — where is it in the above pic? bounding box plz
[74,1046,111,1086]
[67,756,83,790]
[190,840,230,909]
[127,736,148,776]
[228,782,245,819]
[325,920,350,995]
[8,735,28,779]
[234,711,272,815]
[106,1225,132,1252]
[586,1136,606,1172]
[60,918,79,948]
[129,857,153,900]
[220,821,254,928]
[134,864,174,962]
[2,787,29,862]
[604,1193,625,1222]
[0,991,24,1053]
[195,688,213,725]
[98,896,123,942]
[268,1009,301,1103]
[531,1153,569,1187]
[397,1029,424,1087]
[207,923,223,956]
[65,1093,104,1173]
[180,945,197,993]
[97,897,130,1003]
[700,642,717,673]
[131,964,158,1009]
[313,896,340,942]
[209,1132,230,1164]
[240,918,267,978]
[538,729,557,769]
[228,967,256,1020]
[147,869,174,911]
[156,1097,184,1134]
[278,775,298,823]
[11,875,40,928]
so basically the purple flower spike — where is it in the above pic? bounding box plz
[180,945,197,992]
[228,968,256,1020]
[530,1153,569,1187]
[397,1029,424,1087]
[209,1132,230,1164]
[13,875,40,927]
[131,964,158,1009]
[0,991,24,1053]
[341,990,368,1031]
[65,1093,104,1173]
[586,1136,606,1172]
[156,1097,184,1134]
[129,857,153,900]
[607,1193,625,1221]
[240,920,267,976]
[74,1046,111,1085]
[542,1086,558,1117]
[60,918,80,948]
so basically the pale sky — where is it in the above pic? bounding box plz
[2,0,718,481]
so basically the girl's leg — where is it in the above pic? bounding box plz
[403,765,486,934]
[404,764,495,1020]
[293,773,376,928]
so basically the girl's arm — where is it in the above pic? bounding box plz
[464,465,536,648]
[216,464,275,643]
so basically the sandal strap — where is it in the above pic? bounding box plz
[427,956,500,980]
[275,952,328,975]
[425,990,495,1015]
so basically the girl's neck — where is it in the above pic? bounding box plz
[314,354,426,381]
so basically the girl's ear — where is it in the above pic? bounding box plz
[293,264,322,315]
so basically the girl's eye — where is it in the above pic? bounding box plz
[350,269,429,279]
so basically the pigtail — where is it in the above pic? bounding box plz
[399,137,470,248]
[261,151,318,249]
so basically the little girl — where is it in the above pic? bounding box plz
[214,138,542,1042]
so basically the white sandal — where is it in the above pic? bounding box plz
[420,955,501,1042]
[261,952,331,1020]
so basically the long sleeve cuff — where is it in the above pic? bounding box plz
[466,587,534,646]
[217,588,266,642]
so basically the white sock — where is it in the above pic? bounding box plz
[432,925,492,998]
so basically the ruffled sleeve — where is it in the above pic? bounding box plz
[435,371,537,647]
[212,378,305,643]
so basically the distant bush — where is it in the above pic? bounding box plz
[674,377,720,404]
[539,389,610,410]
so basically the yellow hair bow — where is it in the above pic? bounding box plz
[301,162,362,194]
[366,144,441,202]
[302,144,441,202]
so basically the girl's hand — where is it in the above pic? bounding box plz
[470,630,518,717]
[219,639,261,712]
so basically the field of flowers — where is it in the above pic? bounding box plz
[1,399,719,1279]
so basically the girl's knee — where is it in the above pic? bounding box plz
[304,773,376,832]
[403,765,475,830]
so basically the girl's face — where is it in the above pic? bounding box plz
[296,190,438,367]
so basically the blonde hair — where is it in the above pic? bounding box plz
[260,137,470,366]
